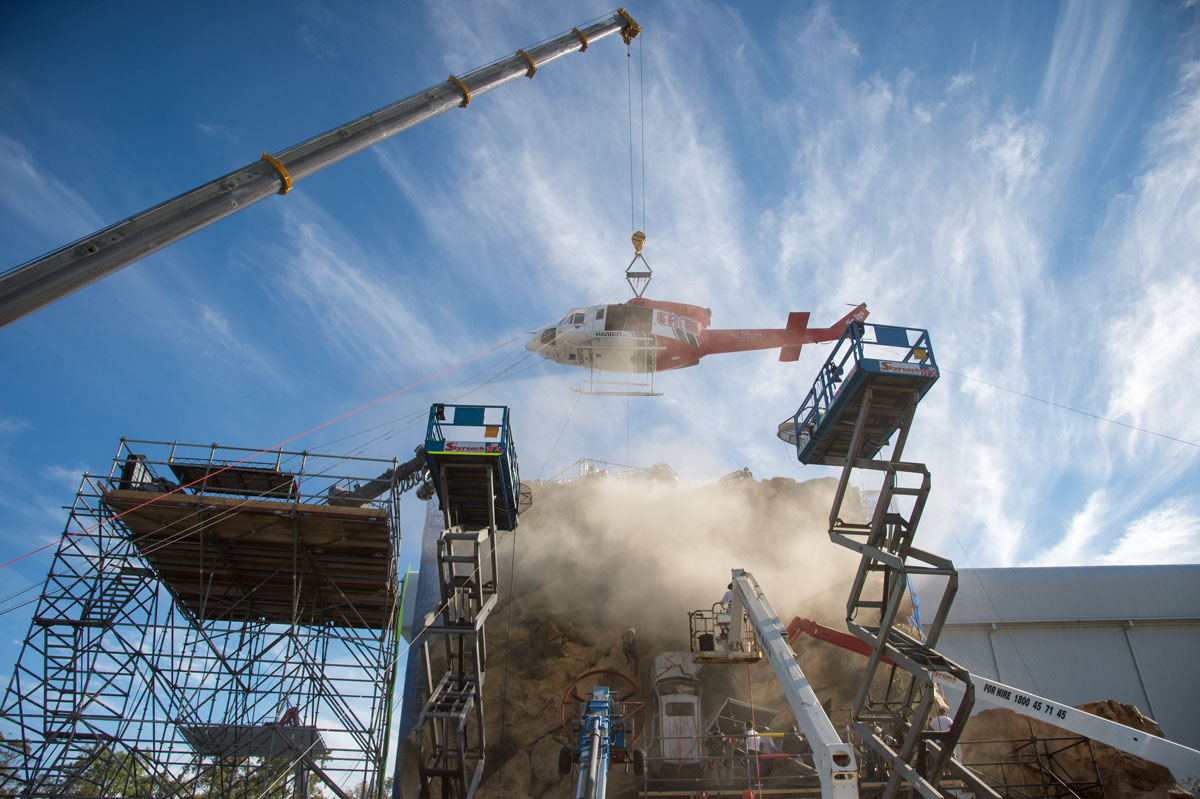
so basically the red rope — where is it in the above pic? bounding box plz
[746,662,761,799]
[2,289,624,571]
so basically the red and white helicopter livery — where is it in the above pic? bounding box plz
[526,297,869,395]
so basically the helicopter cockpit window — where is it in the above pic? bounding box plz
[603,305,652,333]
[571,313,586,325]
[595,308,605,321]
[672,328,699,346]
[539,328,556,345]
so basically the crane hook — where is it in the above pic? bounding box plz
[626,231,651,297]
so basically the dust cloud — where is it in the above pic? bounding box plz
[399,473,882,799]
[504,473,863,654]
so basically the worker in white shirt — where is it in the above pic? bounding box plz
[745,723,762,782]
[928,706,962,761]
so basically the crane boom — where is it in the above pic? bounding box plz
[0,10,640,328]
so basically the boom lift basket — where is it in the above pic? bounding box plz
[688,603,762,664]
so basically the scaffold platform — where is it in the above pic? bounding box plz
[777,323,938,466]
[102,488,394,628]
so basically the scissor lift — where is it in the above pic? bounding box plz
[425,404,520,532]
[415,404,521,799]
[781,323,999,799]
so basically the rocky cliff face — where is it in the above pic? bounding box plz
[396,474,1188,799]
[960,700,1193,799]
[471,474,863,799]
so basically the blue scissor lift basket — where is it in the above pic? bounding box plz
[780,323,1001,799]
[424,404,521,532]
[779,323,939,466]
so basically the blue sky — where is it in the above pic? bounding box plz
[2,0,1199,692]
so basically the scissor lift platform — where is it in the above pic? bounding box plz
[778,323,938,465]
[424,404,520,531]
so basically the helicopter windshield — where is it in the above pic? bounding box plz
[603,304,652,333]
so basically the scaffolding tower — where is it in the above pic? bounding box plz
[0,439,411,798]
[780,322,998,799]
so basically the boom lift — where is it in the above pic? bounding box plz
[0,10,640,328]
[689,569,859,799]
[557,670,646,799]
[788,616,1200,792]
[570,687,630,799]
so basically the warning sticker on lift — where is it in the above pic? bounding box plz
[879,360,939,378]
[441,442,504,454]
[981,682,1069,721]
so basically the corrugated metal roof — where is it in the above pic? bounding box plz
[915,565,1200,625]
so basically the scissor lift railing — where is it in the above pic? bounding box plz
[783,323,999,799]
[415,404,517,799]
[778,324,939,467]
[425,404,520,532]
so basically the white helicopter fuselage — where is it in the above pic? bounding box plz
[525,301,703,374]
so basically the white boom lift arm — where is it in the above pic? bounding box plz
[723,569,859,799]
[789,614,1200,792]
[932,670,1200,792]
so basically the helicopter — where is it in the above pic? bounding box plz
[526,297,868,394]
[527,232,868,395]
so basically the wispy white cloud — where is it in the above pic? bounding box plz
[1077,57,1200,526]
[742,5,1064,564]
[195,122,240,145]
[271,198,458,380]
[193,303,287,386]
[969,113,1047,199]
[0,417,33,435]
[1099,498,1200,565]
[1037,0,1132,170]
[948,72,974,93]
[37,464,87,494]
[0,131,104,243]
[1025,489,1109,566]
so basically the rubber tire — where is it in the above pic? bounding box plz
[559,746,573,775]
[633,749,645,776]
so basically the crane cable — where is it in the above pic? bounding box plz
[626,35,646,238]
[942,367,1199,449]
